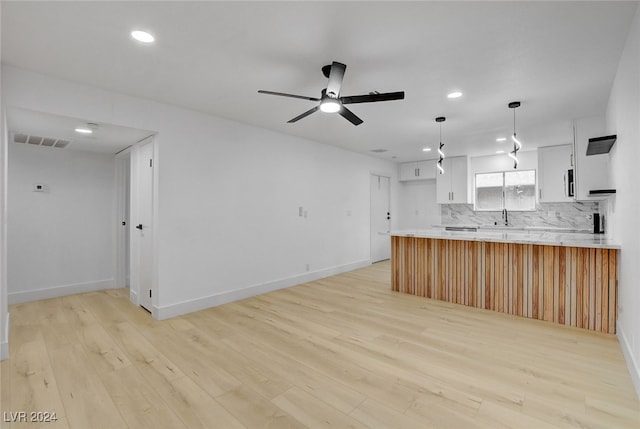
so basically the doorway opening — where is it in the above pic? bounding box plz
[370,174,391,263]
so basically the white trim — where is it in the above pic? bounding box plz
[129,136,158,313]
[114,152,131,290]
[155,259,371,320]
[0,312,9,360]
[8,279,115,304]
[129,288,138,305]
[618,320,640,399]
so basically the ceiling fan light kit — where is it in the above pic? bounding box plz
[259,62,525,166]
[258,61,405,126]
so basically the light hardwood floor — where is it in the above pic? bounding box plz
[1,261,638,428]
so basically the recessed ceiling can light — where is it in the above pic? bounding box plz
[131,30,155,43]
[447,91,463,99]
[496,137,507,142]
[422,147,431,152]
[74,127,93,134]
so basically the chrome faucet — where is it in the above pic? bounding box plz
[502,208,509,226]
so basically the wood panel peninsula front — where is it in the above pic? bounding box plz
[390,229,620,333]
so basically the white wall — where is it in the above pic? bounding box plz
[0,0,8,360]
[1,66,398,319]
[7,144,116,303]
[396,180,440,229]
[606,5,640,397]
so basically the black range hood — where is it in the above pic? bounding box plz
[587,135,616,155]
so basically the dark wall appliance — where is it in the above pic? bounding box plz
[567,169,574,197]
[593,213,605,234]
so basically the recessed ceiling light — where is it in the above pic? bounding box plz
[74,128,93,134]
[496,150,505,154]
[131,30,155,44]
[496,137,507,142]
[447,91,463,99]
[422,147,431,152]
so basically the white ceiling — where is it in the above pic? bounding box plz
[6,108,154,154]
[1,1,637,162]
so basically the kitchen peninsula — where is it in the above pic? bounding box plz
[391,229,620,333]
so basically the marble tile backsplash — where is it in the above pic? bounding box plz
[441,202,599,231]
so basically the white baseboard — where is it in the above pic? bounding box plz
[155,259,371,320]
[129,288,138,305]
[8,279,115,304]
[0,311,9,360]
[618,320,640,399]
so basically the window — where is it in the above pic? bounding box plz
[474,170,536,211]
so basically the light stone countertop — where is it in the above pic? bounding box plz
[389,229,620,249]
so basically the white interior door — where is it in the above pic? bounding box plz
[370,174,391,263]
[136,140,154,312]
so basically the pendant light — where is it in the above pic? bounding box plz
[507,101,522,169]
[436,116,446,174]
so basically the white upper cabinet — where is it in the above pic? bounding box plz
[573,116,611,200]
[538,144,574,202]
[399,160,437,181]
[436,156,470,204]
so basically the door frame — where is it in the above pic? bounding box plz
[114,147,131,291]
[370,172,392,263]
[128,135,159,317]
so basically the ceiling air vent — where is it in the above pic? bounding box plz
[13,133,71,149]
[14,133,28,143]
[370,149,388,153]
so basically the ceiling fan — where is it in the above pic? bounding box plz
[258,61,405,126]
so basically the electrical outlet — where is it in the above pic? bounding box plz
[303,210,308,218]
[298,206,303,217]
[33,184,45,192]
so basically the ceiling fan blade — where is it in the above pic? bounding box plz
[340,91,405,105]
[287,105,320,123]
[258,90,320,102]
[339,106,364,126]
[325,62,346,98]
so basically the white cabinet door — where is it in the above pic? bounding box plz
[436,158,452,203]
[417,160,436,180]
[399,162,418,181]
[399,160,437,181]
[436,157,469,203]
[538,144,574,202]
[450,157,469,203]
